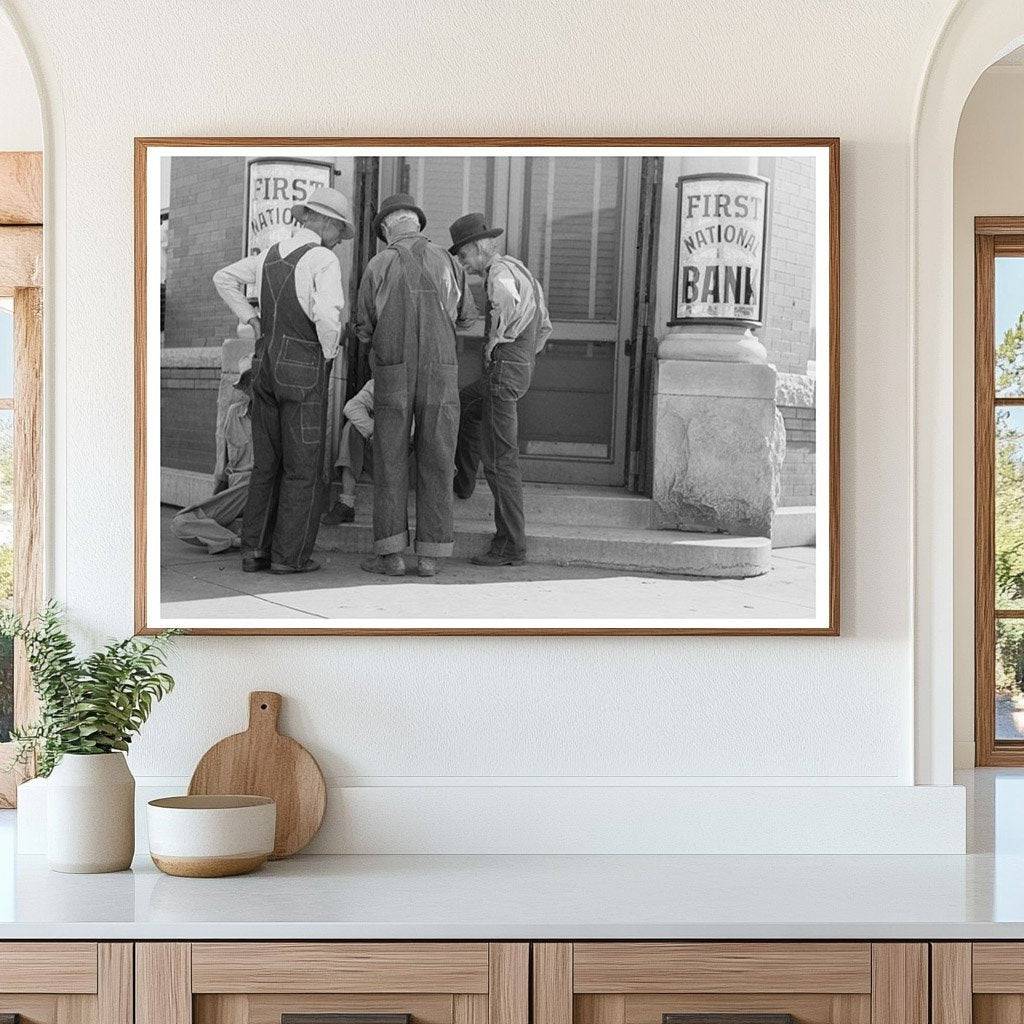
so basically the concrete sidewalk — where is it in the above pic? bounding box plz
[159,507,818,623]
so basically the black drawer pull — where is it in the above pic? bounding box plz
[283,1016,411,1024]
[665,1016,796,1024]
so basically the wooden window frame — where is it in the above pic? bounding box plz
[0,151,43,806]
[975,217,1024,764]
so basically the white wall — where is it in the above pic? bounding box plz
[0,7,39,151]
[0,0,975,852]
[952,65,1024,768]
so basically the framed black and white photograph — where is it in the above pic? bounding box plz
[135,138,839,635]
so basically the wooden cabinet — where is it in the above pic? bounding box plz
[931,943,1024,1024]
[0,942,132,1024]
[532,944,929,1024]
[136,943,528,1024]
[0,938,943,1024]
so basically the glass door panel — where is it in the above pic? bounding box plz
[996,405,1024,610]
[991,254,1024,749]
[517,157,636,483]
[378,154,639,485]
[997,256,1024,396]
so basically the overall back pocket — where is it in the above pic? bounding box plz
[273,334,319,392]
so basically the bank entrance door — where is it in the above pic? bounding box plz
[378,155,641,486]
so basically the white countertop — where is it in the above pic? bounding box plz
[2,849,1024,940]
[2,770,1022,941]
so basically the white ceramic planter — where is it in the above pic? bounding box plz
[46,752,135,873]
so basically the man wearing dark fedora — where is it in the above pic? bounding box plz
[449,212,552,567]
[354,193,475,578]
[213,185,354,575]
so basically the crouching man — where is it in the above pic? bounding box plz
[449,213,552,567]
[170,355,254,554]
[323,378,375,525]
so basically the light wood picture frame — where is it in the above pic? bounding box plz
[136,137,840,636]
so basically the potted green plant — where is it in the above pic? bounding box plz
[2,603,178,873]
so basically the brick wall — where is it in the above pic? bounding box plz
[164,155,246,349]
[760,155,816,376]
[779,403,816,507]
[161,349,221,473]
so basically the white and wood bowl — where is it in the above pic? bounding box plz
[147,795,276,877]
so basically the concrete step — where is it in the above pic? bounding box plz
[772,505,815,548]
[353,480,652,528]
[165,470,777,577]
[316,515,770,578]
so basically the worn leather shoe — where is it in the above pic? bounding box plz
[322,501,355,525]
[471,550,526,567]
[269,558,321,575]
[361,554,406,576]
[241,550,270,573]
[417,556,438,577]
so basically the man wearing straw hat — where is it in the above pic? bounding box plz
[213,185,354,574]
[449,212,552,567]
[354,193,475,579]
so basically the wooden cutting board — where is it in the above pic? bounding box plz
[188,691,326,859]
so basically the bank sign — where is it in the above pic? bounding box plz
[244,158,334,258]
[671,172,769,327]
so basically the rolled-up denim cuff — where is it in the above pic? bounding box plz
[415,539,454,557]
[374,530,409,555]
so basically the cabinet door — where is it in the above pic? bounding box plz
[936,943,1024,1024]
[137,943,528,1024]
[0,942,132,1024]
[534,944,927,1024]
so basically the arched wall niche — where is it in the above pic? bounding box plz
[914,0,1024,785]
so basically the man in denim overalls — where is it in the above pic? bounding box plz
[354,194,475,578]
[213,187,354,574]
[450,213,552,567]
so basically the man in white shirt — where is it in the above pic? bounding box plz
[212,186,353,574]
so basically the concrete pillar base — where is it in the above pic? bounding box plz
[652,353,785,538]
[658,326,768,364]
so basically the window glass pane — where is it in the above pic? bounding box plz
[996,256,1024,396]
[997,619,1024,740]
[522,156,624,322]
[403,156,494,314]
[0,409,11,742]
[997,407,1024,609]
[0,300,13,400]
[404,156,494,251]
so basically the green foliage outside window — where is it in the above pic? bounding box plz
[995,313,1024,695]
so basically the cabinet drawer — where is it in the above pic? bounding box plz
[139,942,528,1024]
[535,943,926,1024]
[191,943,490,993]
[572,943,872,994]
[973,943,1024,992]
[0,942,98,993]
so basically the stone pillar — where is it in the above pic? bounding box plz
[650,156,785,539]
